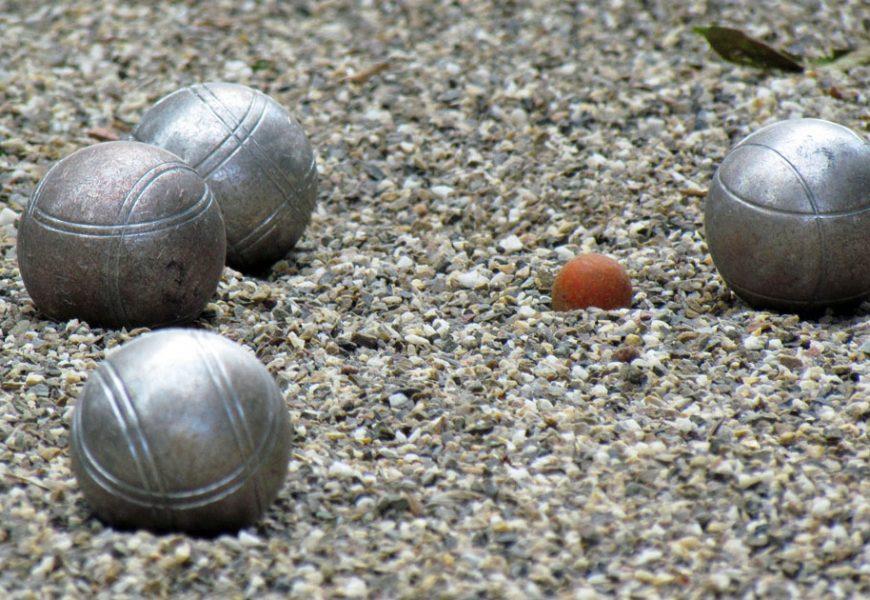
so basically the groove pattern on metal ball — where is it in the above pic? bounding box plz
[705,118,870,311]
[133,82,318,271]
[70,329,291,534]
[17,141,226,328]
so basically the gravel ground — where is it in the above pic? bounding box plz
[1,1,868,598]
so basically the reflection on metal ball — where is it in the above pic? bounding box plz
[70,329,291,535]
[17,141,226,328]
[705,118,870,312]
[134,82,318,272]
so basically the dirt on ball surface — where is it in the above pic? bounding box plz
[0,2,868,599]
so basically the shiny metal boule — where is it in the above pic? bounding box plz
[705,118,870,312]
[133,82,318,272]
[17,141,226,328]
[70,329,291,535]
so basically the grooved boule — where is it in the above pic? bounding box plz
[16,141,226,328]
[705,118,870,312]
[133,82,318,272]
[70,329,291,535]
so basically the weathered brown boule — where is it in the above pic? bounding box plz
[17,141,226,328]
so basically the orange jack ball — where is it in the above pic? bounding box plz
[551,254,632,311]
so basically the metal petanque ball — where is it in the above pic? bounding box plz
[70,329,291,535]
[705,118,870,312]
[17,141,226,328]
[133,82,318,272]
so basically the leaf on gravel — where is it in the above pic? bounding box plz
[811,47,854,65]
[816,45,870,71]
[251,59,274,72]
[693,26,804,73]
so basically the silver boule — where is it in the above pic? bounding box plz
[70,329,291,535]
[17,141,226,328]
[705,118,870,312]
[133,82,318,272]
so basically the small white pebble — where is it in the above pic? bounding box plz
[224,59,252,78]
[363,108,392,124]
[237,531,261,547]
[554,246,576,261]
[590,384,608,397]
[571,365,589,381]
[328,461,358,479]
[743,336,765,351]
[25,373,45,386]
[674,417,694,433]
[454,270,489,289]
[388,393,409,408]
[0,207,17,226]
[517,305,535,318]
[633,548,662,565]
[396,255,414,270]
[709,573,730,591]
[431,185,453,199]
[341,577,368,598]
[810,497,830,517]
[31,556,56,579]
[498,234,524,253]
[587,153,608,168]
[405,334,430,346]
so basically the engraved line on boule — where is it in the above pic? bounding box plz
[74,363,283,510]
[73,379,159,508]
[199,83,306,203]
[192,87,256,169]
[714,171,870,218]
[190,83,319,261]
[191,84,301,201]
[233,163,317,257]
[739,144,824,213]
[233,158,318,256]
[194,89,259,175]
[72,373,158,522]
[75,407,283,510]
[103,364,171,503]
[740,142,827,303]
[192,84,315,245]
[193,333,265,517]
[31,186,214,238]
[199,92,269,182]
[85,368,162,521]
[737,119,870,148]
[103,161,192,324]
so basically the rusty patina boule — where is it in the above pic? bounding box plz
[70,329,291,535]
[133,82,318,272]
[705,118,870,312]
[17,141,226,328]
